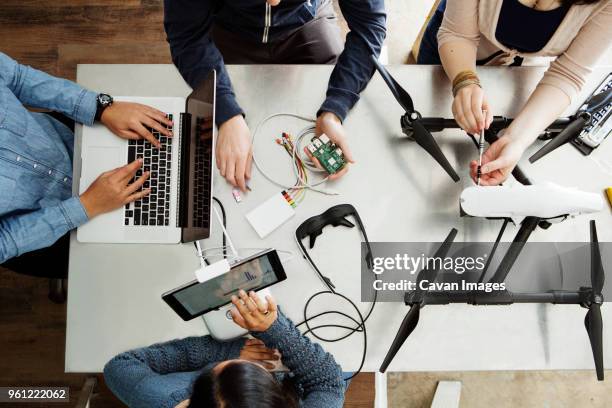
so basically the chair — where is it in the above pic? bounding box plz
[409,0,442,63]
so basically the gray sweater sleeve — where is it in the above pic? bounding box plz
[252,311,345,408]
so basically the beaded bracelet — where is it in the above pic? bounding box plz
[452,69,479,88]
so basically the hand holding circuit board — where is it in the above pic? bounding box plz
[302,112,354,180]
[305,134,347,177]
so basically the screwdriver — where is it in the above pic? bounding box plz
[476,110,486,186]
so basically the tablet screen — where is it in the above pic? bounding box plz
[163,249,286,320]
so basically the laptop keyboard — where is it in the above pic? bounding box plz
[124,113,173,227]
[192,117,213,229]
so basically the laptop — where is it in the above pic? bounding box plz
[77,70,216,244]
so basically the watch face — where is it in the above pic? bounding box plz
[98,94,113,106]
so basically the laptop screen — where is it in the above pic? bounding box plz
[180,70,216,243]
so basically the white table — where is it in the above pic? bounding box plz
[67,64,612,374]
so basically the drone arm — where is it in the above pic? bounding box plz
[418,290,582,305]
[488,217,540,284]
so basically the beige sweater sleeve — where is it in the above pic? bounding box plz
[437,0,481,49]
[437,0,612,101]
[540,3,612,101]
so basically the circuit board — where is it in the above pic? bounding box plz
[306,134,346,174]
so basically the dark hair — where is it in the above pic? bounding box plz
[188,361,299,408]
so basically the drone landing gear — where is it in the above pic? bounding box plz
[380,221,605,381]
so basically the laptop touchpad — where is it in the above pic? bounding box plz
[81,146,122,192]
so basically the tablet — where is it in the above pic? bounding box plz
[162,249,286,321]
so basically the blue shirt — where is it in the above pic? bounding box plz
[0,52,96,262]
[163,0,387,125]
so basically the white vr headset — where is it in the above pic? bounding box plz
[460,183,605,223]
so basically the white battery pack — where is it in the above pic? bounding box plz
[246,192,296,238]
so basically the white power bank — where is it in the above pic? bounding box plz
[246,192,296,238]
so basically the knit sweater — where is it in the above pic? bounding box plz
[437,0,612,101]
[103,312,345,408]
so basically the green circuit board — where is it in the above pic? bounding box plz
[307,134,346,174]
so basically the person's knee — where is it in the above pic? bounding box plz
[301,18,343,64]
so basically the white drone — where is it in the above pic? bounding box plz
[461,182,605,224]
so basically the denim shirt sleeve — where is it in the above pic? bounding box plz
[0,52,97,126]
[0,197,88,263]
[318,0,387,121]
[104,336,245,408]
[163,0,243,126]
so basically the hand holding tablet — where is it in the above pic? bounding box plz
[231,290,278,332]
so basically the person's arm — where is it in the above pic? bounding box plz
[104,336,245,408]
[0,158,155,262]
[0,198,87,263]
[163,0,241,126]
[309,0,386,180]
[231,291,345,408]
[254,312,345,407]
[163,0,253,192]
[437,0,492,134]
[0,52,97,125]
[319,0,386,122]
[0,51,177,147]
[473,4,612,185]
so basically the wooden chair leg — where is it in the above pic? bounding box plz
[48,278,67,304]
[75,377,97,408]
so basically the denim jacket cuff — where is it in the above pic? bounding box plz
[59,196,90,230]
[75,89,98,126]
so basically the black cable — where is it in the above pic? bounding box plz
[212,197,227,259]
[294,212,378,381]
[296,289,377,381]
[194,198,227,265]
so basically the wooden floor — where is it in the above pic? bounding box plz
[0,1,373,407]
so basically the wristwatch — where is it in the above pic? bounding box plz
[94,93,114,121]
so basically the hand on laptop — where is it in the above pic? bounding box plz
[217,115,252,192]
[80,159,151,218]
[239,339,281,370]
[230,290,277,332]
[100,101,173,148]
[305,111,355,180]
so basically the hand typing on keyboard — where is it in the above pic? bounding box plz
[100,101,174,148]
[80,158,151,218]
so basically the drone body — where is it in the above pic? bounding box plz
[460,183,604,222]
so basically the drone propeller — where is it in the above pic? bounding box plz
[529,113,589,163]
[530,88,612,163]
[585,220,604,381]
[370,55,460,182]
[379,228,458,373]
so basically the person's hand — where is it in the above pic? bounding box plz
[470,135,527,186]
[452,84,493,135]
[216,115,253,192]
[230,290,278,332]
[100,101,173,148]
[305,112,355,180]
[80,159,150,218]
[239,339,281,370]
